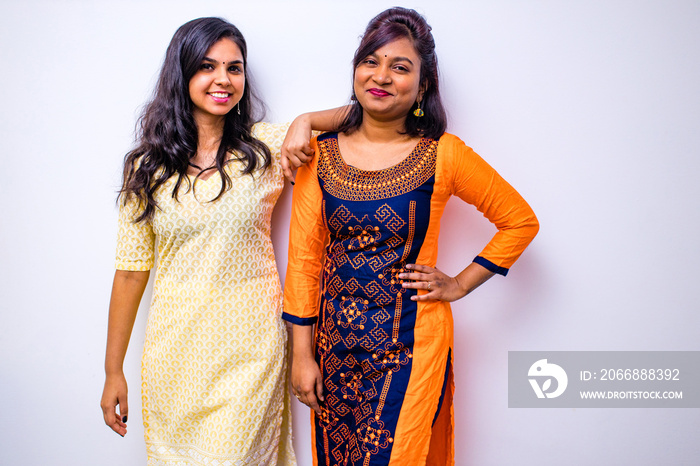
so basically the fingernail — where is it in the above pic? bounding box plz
[290,181,295,186]
[122,416,127,423]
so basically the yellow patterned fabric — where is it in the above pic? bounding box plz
[115,122,296,465]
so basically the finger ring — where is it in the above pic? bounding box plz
[427,281,432,290]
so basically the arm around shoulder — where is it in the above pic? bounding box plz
[281,106,351,181]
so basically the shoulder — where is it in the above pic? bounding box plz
[436,132,480,164]
[314,131,337,158]
[317,131,337,142]
[434,133,486,192]
[437,132,470,152]
[251,121,291,145]
[304,133,327,174]
[250,122,290,169]
[315,131,337,154]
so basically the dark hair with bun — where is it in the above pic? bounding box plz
[338,7,447,140]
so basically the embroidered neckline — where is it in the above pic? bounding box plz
[317,133,438,201]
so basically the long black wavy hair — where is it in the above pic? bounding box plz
[120,17,271,222]
[337,7,448,140]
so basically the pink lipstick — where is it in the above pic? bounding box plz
[209,92,231,103]
[368,88,391,97]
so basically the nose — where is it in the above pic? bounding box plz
[214,66,231,86]
[372,64,391,84]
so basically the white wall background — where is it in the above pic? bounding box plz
[1,0,699,465]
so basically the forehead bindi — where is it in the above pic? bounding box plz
[204,38,244,65]
[373,37,420,64]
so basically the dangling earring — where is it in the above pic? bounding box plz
[413,100,424,117]
[236,101,241,115]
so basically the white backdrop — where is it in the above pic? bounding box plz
[1,1,699,465]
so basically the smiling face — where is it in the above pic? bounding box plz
[354,37,425,125]
[188,37,245,124]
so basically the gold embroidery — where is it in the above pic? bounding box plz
[403,201,416,262]
[318,136,438,201]
[393,293,402,342]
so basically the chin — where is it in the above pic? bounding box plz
[365,108,405,120]
[210,108,234,117]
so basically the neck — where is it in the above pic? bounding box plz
[194,113,225,155]
[357,112,410,143]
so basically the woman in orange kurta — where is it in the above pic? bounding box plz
[283,8,539,465]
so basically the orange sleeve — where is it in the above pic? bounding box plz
[440,134,539,275]
[282,138,328,325]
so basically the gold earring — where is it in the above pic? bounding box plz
[413,100,424,117]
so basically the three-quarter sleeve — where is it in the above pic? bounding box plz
[115,196,156,271]
[282,139,327,325]
[441,134,539,275]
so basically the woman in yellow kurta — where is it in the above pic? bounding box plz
[99,17,337,465]
[284,8,539,465]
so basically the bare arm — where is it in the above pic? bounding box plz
[281,106,351,182]
[289,323,324,414]
[100,269,150,436]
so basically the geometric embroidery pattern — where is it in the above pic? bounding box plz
[116,122,297,465]
[314,134,437,465]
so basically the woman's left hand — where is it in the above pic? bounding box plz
[399,264,467,302]
[281,115,315,183]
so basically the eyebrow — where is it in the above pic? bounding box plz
[202,57,244,65]
[393,56,414,66]
[369,52,414,66]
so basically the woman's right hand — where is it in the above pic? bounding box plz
[100,372,129,436]
[281,114,315,183]
[101,270,149,437]
[291,354,324,415]
[281,106,352,182]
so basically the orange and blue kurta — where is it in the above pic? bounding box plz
[283,132,538,465]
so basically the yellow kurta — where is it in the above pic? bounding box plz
[115,122,296,465]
